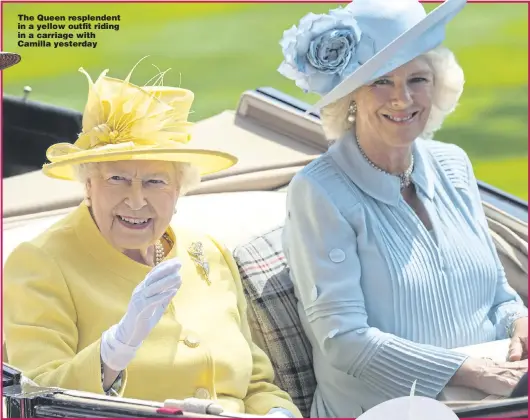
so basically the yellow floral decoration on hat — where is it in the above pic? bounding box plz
[47,58,194,161]
[42,57,238,180]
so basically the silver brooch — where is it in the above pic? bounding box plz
[188,242,210,285]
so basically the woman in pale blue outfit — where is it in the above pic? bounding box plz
[277,0,528,417]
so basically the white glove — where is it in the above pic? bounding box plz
[101,258,182,371]
[264,408,295,418]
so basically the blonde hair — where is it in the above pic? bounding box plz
[74,161,201,197]
[320,46,465,141]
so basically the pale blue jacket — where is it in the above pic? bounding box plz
[282,132,528,418]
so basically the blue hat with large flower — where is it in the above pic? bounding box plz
[278,0,466,111]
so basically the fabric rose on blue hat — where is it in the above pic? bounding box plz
[278,8,363,95]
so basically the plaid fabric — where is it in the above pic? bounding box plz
[233,226,316,418]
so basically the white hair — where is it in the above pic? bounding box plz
[319,46,465,141]
[74,161,201,197]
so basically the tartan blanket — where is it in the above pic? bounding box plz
[233,226,316,418]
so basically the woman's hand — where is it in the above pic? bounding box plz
[450,357,527,397]
[473,360,527,396]
[100,258,182,372]
[508,317,528,361]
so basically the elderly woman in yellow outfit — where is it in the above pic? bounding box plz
[3,60,301,418]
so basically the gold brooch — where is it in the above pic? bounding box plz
[187,242,210,285]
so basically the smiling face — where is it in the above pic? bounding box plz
[353,56,435,147]
[86,160,179,252]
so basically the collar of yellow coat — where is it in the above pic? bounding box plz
[72,203,181,281]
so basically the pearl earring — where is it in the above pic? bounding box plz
[347,101,357,123]
[84,197,91,207]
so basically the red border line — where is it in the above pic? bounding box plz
[1,2,528,420]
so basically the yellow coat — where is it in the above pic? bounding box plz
[4,204,301,416]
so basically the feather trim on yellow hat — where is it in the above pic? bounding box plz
[42,57,238,181]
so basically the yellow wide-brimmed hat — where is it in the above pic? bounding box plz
[42,59,238,181]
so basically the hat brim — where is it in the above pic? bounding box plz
[42,148,238,181]
[0,53,21,70]
[309,0,466,111]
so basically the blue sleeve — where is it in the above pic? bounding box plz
[461,152,528,338]
[282,173,468,400]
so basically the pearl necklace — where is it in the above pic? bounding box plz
[153,233,174,266]
[355,136,414,190]
[154,240,165,266]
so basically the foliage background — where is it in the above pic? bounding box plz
[3,2,528,198]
